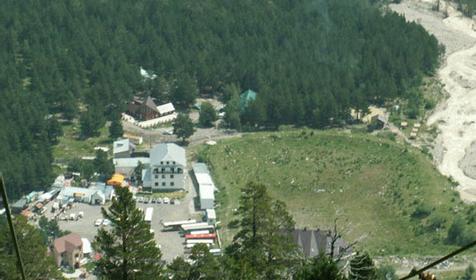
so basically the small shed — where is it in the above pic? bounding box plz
[239,89,257,112]
[206,209,217,223]
[401,121,408,128]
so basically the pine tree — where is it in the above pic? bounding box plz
[199,102,217,127]
[226,182,298,279]
[0,217,63,280]
[349,252,377,280]
[223,92,241,130]
[94,150,114,180]
[47,116,63,144]
[173,114,195,143]
[296,254,345,280]
[109,118,124,140]
[93,187,164,279]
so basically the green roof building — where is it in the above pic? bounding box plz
[239,89,257,112]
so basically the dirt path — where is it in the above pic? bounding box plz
[391,0,476,202]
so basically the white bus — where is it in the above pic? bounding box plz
[144,207,153,223]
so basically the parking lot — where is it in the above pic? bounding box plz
[44,171,200,262]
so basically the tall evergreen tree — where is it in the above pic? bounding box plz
[47,116,63,144]
[226,182,298,279]
[0,217,63,280]
[93,187,164,279]
[94,150,114,180]
[199,102,217,127]
[173,114,195,143]
[224,92,241,130]
[109,118,124,140]
[349,252,377,280]
[295,254,346,280]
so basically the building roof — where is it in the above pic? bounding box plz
[206,209,216,220]
[145,96,159,112]
[289,228,350,258]
[199,184,215,200]
[113,139,135,155]
[59,187,96,198]
[193,162,210,175]
[240,89,257,111]
[113,157,150,168]
[157,103,175,115]
[54,233,82,254]
[150,143,186,167]
[11,198,28,209]
[195,173,215,188]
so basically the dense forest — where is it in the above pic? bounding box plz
[0,0,440,198]
[448,0,476,16]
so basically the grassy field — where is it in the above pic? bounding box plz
[195,129,473,256]
[53,121,111,163]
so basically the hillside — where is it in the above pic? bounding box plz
[0,0,439,197]
[199,130,475,255]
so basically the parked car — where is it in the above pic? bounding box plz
[151,198,156,204]
[163,197,170,204]
[157,197,163,204]
[137,197,143,203]
[144,198,149,204]
[78,211,84,218]
[94,219,103,226]
[102,219,111,226]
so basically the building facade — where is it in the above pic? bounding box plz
[143,143,186,191]
[53,233,83,268]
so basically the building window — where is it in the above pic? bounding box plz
[170,167,174,173]
[170,182,174,186]
[166,161,169,165]
[160,161,163,165]
[155,175,158,179]
[155,182,159,187]
[162,174,165,179]
[177,168,182,173]
[153,168,158,174]
[173,161,176,164]
[162,182,166,186]
[170,174,174,178]
[161,168,165,173]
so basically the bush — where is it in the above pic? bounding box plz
[411,202,432,219]
[447,217,472,245]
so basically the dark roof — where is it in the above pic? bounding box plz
[144,96,159,112]
[54,233,82,254]
[289,228,351,258]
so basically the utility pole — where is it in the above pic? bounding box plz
[0,175,26,280]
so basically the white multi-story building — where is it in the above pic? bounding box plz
[142,143,186,191]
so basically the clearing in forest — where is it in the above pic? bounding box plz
[199,129,471,255]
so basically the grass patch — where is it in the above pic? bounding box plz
[53,121,111,163]
[197,129,469,256]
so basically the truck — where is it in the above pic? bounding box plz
[185,233,217,240]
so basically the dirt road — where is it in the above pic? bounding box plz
[391,0,476,202]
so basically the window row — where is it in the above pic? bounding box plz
[155,174,174,179]
[154,182,175,187]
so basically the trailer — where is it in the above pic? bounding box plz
[189,230,210,235]
[181,223,214,232]
[185,243,210,249]
[185,239,215,245]
[209,248,222,256]
[162,219,197,229]
[144,207,153,223]
[185,233,216,240]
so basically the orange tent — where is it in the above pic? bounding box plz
[107,173,125,187]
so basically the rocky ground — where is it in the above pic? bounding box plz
[391,0,476,202]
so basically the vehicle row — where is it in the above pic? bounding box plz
[135,196,180,205]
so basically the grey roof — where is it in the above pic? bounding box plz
[150,143,186,167]
[290,228,350,258]
[113,157,150,168]
[145,96,159,112]
[193,162,210,175]
[113,139,135,155]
